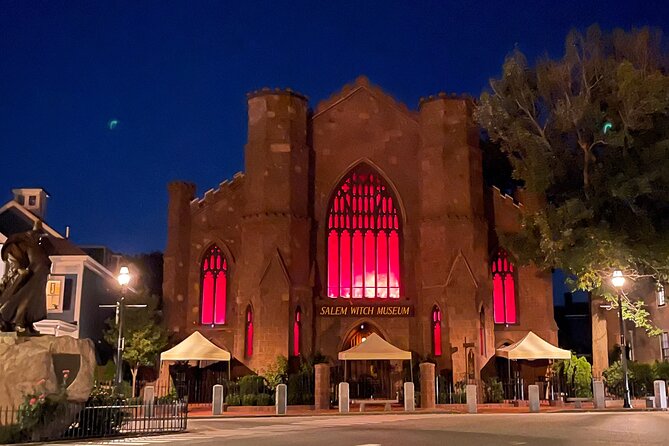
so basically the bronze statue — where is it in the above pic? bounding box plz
[0,222,51,334]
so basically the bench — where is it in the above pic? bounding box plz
[566,397,592,409]
[352,399,398,412]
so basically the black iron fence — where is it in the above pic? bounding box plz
[142,371,315,407]
[0,399,187,444]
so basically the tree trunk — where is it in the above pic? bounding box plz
[131,366,139,398]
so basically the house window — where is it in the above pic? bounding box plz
[245,306,254,358]
[293,307,301,357]
[28,195,36,206]
[327,165,401,299]
[432,306,442,356]
[661,332,669,361]
[657,284,666,307]
[200,245,227,325]
[492,249,517,324]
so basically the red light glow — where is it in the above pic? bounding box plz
[200,246,227,325]
[327,168,401,299]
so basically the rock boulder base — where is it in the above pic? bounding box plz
[0,335,96,408]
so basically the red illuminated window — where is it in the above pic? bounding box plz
[492,249,517,324]
[327,166,401,299]
[293,307,301,357]
[245,306,253,357]
[200,245,228,325]
[432,306,442,356]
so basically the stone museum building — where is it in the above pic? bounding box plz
[162,77,558,390]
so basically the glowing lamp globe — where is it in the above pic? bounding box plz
[117,266,131,286]
[611,270,625,288]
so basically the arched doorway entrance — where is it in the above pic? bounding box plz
[341,322,395,399]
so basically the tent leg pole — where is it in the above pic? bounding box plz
[410,359,414,383]
[344,360,347,382]
[508,357,512,400]
[228,361,231,381]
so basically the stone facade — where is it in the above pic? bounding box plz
[162,77,558,381]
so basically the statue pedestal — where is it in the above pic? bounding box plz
[0,335,96,408]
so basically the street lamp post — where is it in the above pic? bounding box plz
[100,266,145,392]
[611,270,632,409]
[114,266,130,387]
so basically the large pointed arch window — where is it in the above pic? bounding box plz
[327,165,401,299]
[432,306,442,356]
[200,245,228,325]
[492,249,517,324]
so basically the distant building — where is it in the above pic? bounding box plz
[554,292,592,359]
[592,279,669,377]
[163,77,559,394]
[0,188,119,344]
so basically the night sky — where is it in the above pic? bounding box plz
[2,1,667,254]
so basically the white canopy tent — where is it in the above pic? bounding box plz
[338,333,413,382]
[496,331,570,401]
[160,331,232,378]
[496,331,571,360]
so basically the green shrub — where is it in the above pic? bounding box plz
[241,394,257,406]
[239,375,265,396]
[553,353,593,398]
[483,377,504,403]
[225,394,241,406]
[287,371,314,405]
[263,356,288,391]
[653,361,669,381]
[629,362,654,396]
[603,361,624,397]
[0,424,24,444]
[155,386,179,404]
[605,360,655,397]
[256,393,272,406]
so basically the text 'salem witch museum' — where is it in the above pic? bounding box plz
[162,77,558,397]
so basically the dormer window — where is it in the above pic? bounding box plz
[28,195,36,206]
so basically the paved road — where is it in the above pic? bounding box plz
[53,412,669,446]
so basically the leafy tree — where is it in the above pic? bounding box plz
[476,25,669,334]
[553,353,593,397]
[262,355,288,391]
[104,292,168,397]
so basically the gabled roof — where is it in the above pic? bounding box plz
[0,200,62,239]
[313,76,418,123]
[338,333,411,360]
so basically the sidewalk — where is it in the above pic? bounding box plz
[187,398,661,418]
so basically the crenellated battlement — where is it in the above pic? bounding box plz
[189,172,246,210]
[246,87,308,101]
[491,186,522,209]
[418,92,477,107]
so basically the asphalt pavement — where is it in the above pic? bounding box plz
[49,412,669,446]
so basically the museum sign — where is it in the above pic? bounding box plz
[318,305,413,317]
